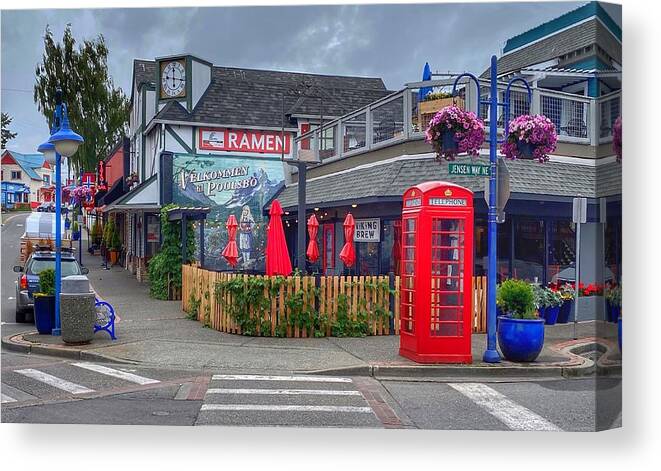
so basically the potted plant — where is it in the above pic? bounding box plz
[556,282,575,323]
[109,223,121,265]
[33,268,56,335]
[502,114,557,162]
[605,283,621,323]
[543,286,563,325]
[496,279,545,362]
[425,105,485,162]
[532,284,546,319]
[71,221,80,241]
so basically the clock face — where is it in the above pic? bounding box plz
[160,60,186,98]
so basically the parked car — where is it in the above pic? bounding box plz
[14,248,89,323]
[36,202,54,212]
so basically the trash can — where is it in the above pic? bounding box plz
[60,275,96,344]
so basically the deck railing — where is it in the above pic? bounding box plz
[293,78,621,164]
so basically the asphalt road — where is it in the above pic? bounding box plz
[2,212,30,330]
[1,212,621,430]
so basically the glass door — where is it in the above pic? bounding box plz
[400,216,417,334]
[430,217,465,337]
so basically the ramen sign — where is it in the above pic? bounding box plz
[198,127,291,154]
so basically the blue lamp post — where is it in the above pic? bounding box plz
[37,88,84,336]
[451,55,532,363]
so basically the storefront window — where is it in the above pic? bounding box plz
[380,219,401,275]
[513,217,544,282]
[605,216,621,283]
[357,241,380,275]
[547,219,575,283]
[474,216,510,281]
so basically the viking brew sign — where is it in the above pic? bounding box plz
[199,127,291,154]
[354,218,380,242]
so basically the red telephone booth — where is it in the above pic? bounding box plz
[399,181,474,364]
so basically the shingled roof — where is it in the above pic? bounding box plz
[482,2,621,79]
[134,59,390,128]
[276,155,621,210]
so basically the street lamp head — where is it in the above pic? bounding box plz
[48,104,84,158]
[37,137,56,165]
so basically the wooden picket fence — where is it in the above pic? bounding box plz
[182,265,486,337]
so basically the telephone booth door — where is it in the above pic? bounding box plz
[399,182,473,364]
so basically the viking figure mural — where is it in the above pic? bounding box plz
[239,205,255,268]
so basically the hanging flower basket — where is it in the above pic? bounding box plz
[425,105,485,161]
[502,114,557,163]
[71,185,93,205]
[612,116,622,162]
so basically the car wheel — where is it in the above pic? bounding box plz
[15,308,27,323]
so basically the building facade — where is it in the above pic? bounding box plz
[1,150,53,208]
[273,1,622,321]
[105,54,390,279]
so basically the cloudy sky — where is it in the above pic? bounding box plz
[1,1,621,154]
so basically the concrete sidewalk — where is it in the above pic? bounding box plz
[2,242,621,379]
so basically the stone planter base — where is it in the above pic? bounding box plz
[60,293,96,344]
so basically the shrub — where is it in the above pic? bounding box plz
[423,91,454,101]
[37,268,56,296]
[497,279,536,319]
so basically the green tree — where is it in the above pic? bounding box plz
[1,112,17,148]
[33,24,130,172]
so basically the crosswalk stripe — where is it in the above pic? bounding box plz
[206,388,362,396]
[15,369,94,395]
[211,374,352,383]
[448,383,562,432]
[200,404,373,413]
[72,363,160,385]
[1,393,17,403]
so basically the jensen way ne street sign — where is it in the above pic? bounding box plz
[448,162,491,176]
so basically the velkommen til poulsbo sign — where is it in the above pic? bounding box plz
[354,218,380,242]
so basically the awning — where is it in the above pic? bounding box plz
[104,174,160,213]
[98,178,125,207]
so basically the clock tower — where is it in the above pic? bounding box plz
[155,54,212,113]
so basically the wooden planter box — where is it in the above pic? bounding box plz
[418,97,466,131]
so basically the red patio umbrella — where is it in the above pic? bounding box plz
[221,214,239,268]
[306,214,320,263]
[339,213,356,267]
[265,200,292,276]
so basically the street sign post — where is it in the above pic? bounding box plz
[572,197,588,339]
[484,158,510,223]
[448,162,490,176]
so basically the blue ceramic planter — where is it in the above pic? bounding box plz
[545,305,561,325]
[557,300,573,323]
[607,303,621,323]
[442,129,458,153]
[72,231,81,241]
[618,317,622,352]
[497,316,545,362]
[538,307,546,319]
[516,140,536,159]
[34,295,55,335]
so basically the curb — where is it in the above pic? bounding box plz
[2,332,137,365]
